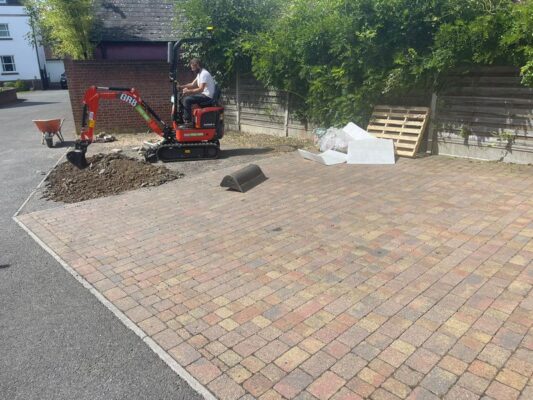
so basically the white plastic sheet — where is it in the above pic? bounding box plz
[298,149,347,165]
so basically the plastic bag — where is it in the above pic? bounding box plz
[312,127,327,146]
[318,127,352,153]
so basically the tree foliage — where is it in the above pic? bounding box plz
[24,0,97,60]
[250,0,532,125]
[174,0,282,85]
[177,0,532,125]
[429,1,533,83]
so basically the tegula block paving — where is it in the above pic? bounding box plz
[18,154,533,399]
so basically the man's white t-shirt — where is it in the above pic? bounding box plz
[196,69,215,98]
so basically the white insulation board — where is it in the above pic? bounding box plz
[342,122,375,141]
[347,139,395,164]
[298,149,347,165]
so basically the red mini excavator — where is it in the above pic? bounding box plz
[67,36,224,168]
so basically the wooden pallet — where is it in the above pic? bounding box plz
[367,105,431,157]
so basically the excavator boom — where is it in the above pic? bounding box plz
[67,86,170,169]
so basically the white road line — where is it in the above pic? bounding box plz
[12,157,218,400]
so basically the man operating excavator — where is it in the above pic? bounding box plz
[67,33,226,168]
[178,58,216,128]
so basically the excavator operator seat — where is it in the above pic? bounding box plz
[200,85,221,108]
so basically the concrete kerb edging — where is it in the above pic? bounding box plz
[12,150,218,400]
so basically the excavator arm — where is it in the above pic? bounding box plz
[66,29,216,169]
[67,86,172,169]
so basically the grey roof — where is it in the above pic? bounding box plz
[96,0,180,42]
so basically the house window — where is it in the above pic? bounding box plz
[0,24,9,38]
[1,56,16,73]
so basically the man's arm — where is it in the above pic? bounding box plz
[183,82,206,95]
[179,77,198,90]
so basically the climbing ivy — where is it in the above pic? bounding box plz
[175,0,533,125]
[174,0,282,85]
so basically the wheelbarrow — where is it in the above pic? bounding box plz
[32,119,65,148]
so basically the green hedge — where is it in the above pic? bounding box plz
[3,80,30,92]
[176,0,533,126]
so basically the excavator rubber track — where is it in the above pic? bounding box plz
[147,141,220,163]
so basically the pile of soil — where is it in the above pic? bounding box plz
[44,153,183,203]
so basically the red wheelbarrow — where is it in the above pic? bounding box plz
[32,119,65,148]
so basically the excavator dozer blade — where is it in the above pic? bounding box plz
[220,164,267,193]
[66,149,89,169]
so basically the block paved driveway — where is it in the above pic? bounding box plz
[18,154,533,400]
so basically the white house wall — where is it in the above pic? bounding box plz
[0,4,44,83]
[46,59,64,83]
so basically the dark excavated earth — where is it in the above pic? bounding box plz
[43,153,183,203]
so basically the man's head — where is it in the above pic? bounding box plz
[190,58,202,73]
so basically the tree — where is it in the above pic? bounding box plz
[249,0,532,126]
[249,0,466,125]
[175,0,532,125]
[427,0,533,86]
[174,0,282,85]
[24,0,97,60]
[510,1,533,86]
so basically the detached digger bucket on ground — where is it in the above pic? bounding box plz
[220,164,267,193]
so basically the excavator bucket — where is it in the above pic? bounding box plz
[66,148,89,169]
[220,164,267,193]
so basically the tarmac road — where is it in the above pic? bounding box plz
[0,91,202,400]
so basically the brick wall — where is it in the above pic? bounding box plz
[65,60,193,134]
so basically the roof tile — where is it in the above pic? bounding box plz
[97,0,180,42]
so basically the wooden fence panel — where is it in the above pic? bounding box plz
[222,74,308,137]
[220,68,532,162]
[432,67,533,162]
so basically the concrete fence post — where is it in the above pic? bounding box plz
[284,92,290,137]
[426,92,438,155]
[236,70,241,132]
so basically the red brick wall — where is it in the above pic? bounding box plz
[65,60,194,134]
[0,88,17,106]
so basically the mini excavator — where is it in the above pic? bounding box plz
[67,34,224,169]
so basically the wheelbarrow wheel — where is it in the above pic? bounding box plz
[45,135,54,148]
